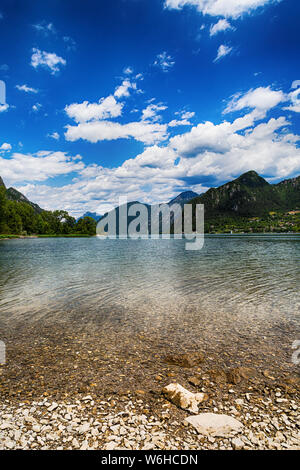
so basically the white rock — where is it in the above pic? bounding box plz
[78,422,90,434]
[232,437,244,450]
[162,383,206,414]
[103,441,118,450]
[184,413,244,437]
[48,403,59,412]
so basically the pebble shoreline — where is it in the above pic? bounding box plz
[0,391,299,450]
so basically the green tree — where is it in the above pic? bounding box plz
[75,216,96,235]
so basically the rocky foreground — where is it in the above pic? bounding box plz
[0,386,299,450]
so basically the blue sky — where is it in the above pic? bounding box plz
[0,0,299,216]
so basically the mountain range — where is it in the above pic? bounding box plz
[1,171,300,227]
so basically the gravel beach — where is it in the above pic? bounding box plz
[0,390,299,450]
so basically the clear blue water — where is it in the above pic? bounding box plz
[0,235,299,368]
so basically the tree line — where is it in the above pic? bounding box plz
[0,186,96,236]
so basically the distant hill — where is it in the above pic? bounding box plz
[168,191,198,206]
[77,211,102,222]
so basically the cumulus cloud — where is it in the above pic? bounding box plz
[114,80,136,98]
[0,142,12,152]
[31,48,66,74]
[16,84,38,93]
[65,80,168,145]
[168,119,192,127]
[175,110,195,120]
[10,81,300,217]
[284,86,300,113]
[65,120,169,145]
[164,0,281,19]
[214,44,232,62]
[65,95,123,123]
[154,52,175,72]
[224,86,286,114]
[291,80,300,89]
[0,151,84,185]
[141,103,167,122]
[22,107,300,217]
[210,19,234,36]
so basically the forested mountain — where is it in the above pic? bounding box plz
[98,171,300,235]
[0,177,96,236]
[189,171,300,217]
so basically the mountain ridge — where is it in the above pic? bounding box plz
[189,170,300,218]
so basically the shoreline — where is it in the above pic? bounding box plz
[0,232,299,242]
[0,321,299,450]
[0,388,299,450]
[0,234,95,240]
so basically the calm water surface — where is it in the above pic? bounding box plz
[0,235,299,368]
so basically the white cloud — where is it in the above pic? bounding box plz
[0,143,12,152]
[224,86,286,114]
[31,48,66,74]
[284,88,300,113]
[114,80,136,98]
[16,84,38,94]
[169,114,300,179]
[48,132,60,140]
[142,104,167,122]
[168,119,192,127]
[164,0,281,19]
[33,22,56,34]
[65,120,169,145]
[214,44,232,62]
[291,80,300,89]
[28,106,300,217]
[123,66,133,75]
[65,95,123,123]
[154,52,175,72]
[32,103,42,112]
[210,19,234,36]
[11,81,300,217]
[65,78,167,145]
[175,110,195,119]
[0,151,84,185]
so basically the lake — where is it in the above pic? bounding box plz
[0,234,299,397]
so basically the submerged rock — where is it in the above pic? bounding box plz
[163,352,205,368]
[162,383,207,413]
[184,413,244,437]
[226,367,255,385]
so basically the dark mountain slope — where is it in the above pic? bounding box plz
[188,171,300,218]
[6,187,43,214]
